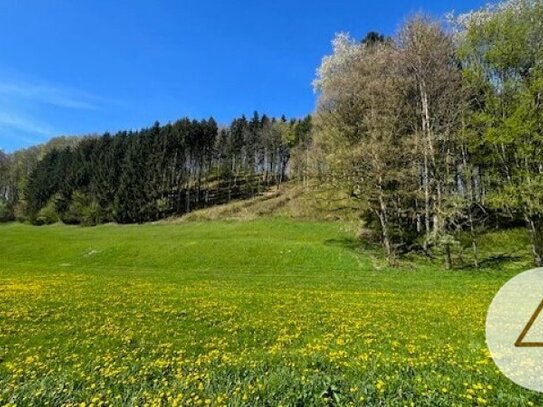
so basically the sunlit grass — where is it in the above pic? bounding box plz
[0,220,539,406]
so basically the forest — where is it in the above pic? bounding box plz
[311,0,543,267]
[0,114,311,225]
[1,0,543,268]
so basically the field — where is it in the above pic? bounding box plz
[0,219,540,406]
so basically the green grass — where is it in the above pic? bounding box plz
[0,219,539,406]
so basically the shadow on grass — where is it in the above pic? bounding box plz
[325,238,526,272]
[457,254,524,271]
[324,237,381,253]
[324,237,360,250]
[324,237,370,252]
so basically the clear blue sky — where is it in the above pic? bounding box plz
[0,0,486,152]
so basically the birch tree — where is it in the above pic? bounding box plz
[399,15,464,258]
[313,35,416,260]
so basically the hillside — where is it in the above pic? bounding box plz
[177,182,359,223]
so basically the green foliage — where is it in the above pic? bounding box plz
[313,20,461,261]
[61,191,107,226]
[456,0,543,264]
[312,2,543,266]
[34,197,60,226]
[0,201,12,222]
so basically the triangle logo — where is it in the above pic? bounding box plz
[515,299,543,347]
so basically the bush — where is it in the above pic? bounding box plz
[61,192,108,226]
[34,200,60,225]
[0,201,14,222]
[82,201,108,226]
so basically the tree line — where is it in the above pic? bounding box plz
[0,136,82,222]
[0,113,311,225]
[312,0,543,267]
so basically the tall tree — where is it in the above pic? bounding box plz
[399,15,464,256]
[456,0,543,265]
[313,33,417,259]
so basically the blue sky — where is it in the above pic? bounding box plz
[0,0,487,152]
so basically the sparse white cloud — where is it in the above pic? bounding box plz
[0,71,123,150]
[0,70,132,151]
[0,111,57,135]
[0,80,99,110]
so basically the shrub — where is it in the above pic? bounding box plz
[61,192,108,226]
[34,199,60,225]
[0,201,14,222]
[82,201,108,226]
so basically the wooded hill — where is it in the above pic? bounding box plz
[2,0,543,269]
[0,113,311,225]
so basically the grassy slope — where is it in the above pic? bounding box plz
[177,183,359,223]
[0,220,539,406]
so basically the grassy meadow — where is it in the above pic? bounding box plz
[0,219,540,406]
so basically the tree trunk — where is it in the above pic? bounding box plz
[444,244,452,270]
[377,178,393,261]
[185,189,190,213]
[420,82,432,249]
[423,146,431,248]
[471,237,479,269]
[528,214,543,267]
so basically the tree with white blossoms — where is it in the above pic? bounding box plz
[313,20,465,265]
[313,1,543,268]
[313,32,419,260]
